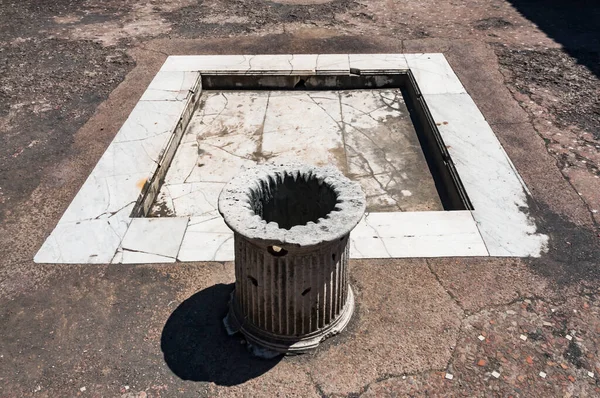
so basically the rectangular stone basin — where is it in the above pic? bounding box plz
[150,88,443,218]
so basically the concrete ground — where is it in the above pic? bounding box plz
[1,0,599,396]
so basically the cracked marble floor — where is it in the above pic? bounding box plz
[150,89,443,218]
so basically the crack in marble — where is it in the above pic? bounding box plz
[363,213,393,257]
[188,214,221,226]
[210,236,233,261]
[121,247,176,260]
[94,200,136,220]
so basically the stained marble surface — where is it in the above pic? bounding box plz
[150,89,443,216]
[424,93,548,256]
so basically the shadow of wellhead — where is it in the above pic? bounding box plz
[161,283,282,386]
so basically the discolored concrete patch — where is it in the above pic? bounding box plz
[427,257,556,314]
[363,295,600,397]
[0,38,133,221]
[304,259,463,396]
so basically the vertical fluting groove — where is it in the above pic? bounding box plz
[329,252,334,323]
[283,258,289,335]
[233,236,352,338]
[262,251,267,330]
[235,239,241,304]
[334,247,340,316]
[320,253,325,329]
[324,253,331,325]
[253,248,258,325]
[270,254,275,332]
[246,251,254,323]
[277,259,282,334]
[302,255,307,335]
[240,241,245,315]
[293,257,298,336]
[314,253,320,329]
[287,257,292,335]
[341,243,346,307]
[343,242,349,305]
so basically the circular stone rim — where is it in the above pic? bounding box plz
[218,163,366,247]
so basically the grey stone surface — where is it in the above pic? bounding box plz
[218,163,366,247]
[219,163,366,353]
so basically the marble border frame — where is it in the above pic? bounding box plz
[34,54,548,264]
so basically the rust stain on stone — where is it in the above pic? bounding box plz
[136,177,148,190]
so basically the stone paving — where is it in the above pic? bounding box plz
[1,0,599,397]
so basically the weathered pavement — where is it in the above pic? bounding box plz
[1,1,599,396]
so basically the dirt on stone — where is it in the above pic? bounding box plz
[164,0,363,38]
[0,37,133,220]
[496,47,600,138]
[474,17,513,30]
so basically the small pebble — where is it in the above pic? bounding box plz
[80,387,86,392]
[566,335,573,341]
[520,334,528,341]
[445,373,454,380]
[543,321,553,327]
[588,371,595,378]
[478,335,486,341]
[539,371,547,378]
[492,371,501,378]
[526,356,534,364]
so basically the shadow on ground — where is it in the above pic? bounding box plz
[507,0,600,77]
[161,283,281,386]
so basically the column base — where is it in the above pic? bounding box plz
[224,287,355,356]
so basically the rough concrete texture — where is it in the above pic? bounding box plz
[219,163,365,246]
[1,0,600,396]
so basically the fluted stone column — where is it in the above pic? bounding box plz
[218,163,366,354]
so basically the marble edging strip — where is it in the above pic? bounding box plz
[34,54,548,264]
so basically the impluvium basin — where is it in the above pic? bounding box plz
[219,163,366,355]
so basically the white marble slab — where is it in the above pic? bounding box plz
[350,211,488,258]
[151,182,225,217]
[424,93,548,256]
[119,217,189,263]
[113,100,186,143]
[405,53,466,95]
[161,55,253,73]
[58,173,147,223]
[34,220,124,264]
[349,54,408,73]
[140,71,200,101]
[177,216,234,262]
[170,211,488,262]
[262,91,345,166]
[316,54,350,74]
[161,54,349,75]
[245,54,319,74]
